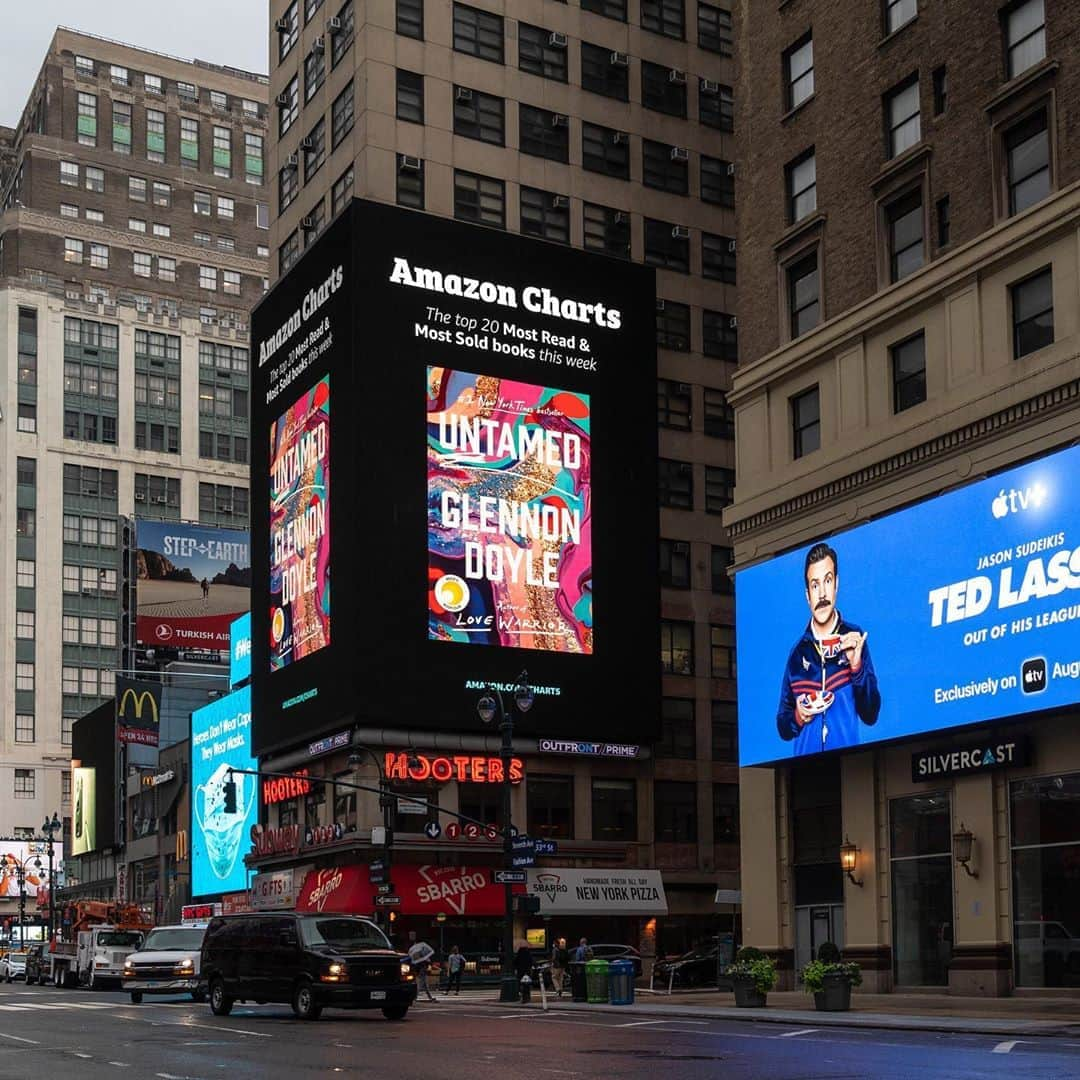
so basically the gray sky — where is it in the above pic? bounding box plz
[0,1,268,127]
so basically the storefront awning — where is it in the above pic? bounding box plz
[525,869,667,916]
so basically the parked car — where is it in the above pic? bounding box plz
[200,913,417,1021]
[24,943,50,985]
[1,949,27,982]
[123,924,210,1003]
[652,945,721,988]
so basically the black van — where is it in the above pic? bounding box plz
[201,913,417,1020]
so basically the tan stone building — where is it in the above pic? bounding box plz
[727,0,1080,994]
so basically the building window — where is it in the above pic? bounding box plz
[396,69,424,123]
[644,219,690,273]
[129,218,146,232]
[702,309,737,361]
[892,331,927,412]
[711,546,734,594]
[279,75,299,136]
[641,0,685,39]
[77,92,97,145]
[332,165,354,215]
[788,252,820,338]
[786,150,816,223]
[333,0,356,64]
[146,108,166,162]
[698,3,732,54]
[703,388,734,438]
[89,243,109,269]
[886,76,921,158]
[641,60,687,117]
[700,155,734,207]
[17,560,35,588]
[129,176,147,202]
[705,466,734,513]
[454,170,505,229]
[886,188,924,281]
[660,622,694,677]
[713,783,740,843]
[75,55,94,77]
[710,624,736,678]
[592,780,636,842]
[657,378,692,430]
[16,662,34,691]
[703,233,736,283]
[60,160,79,186]
[280,231,300,274]
[212,125,231,177]
[303,118,326,181]
[582,122,630,179]
[199,483,249,527]
[1005,109,1050,216]
[658,458,693,509]
[245,132,264,185]
[519,104,569,162]
[659,540,691,590]
[453,3,504,62]
[527,776,573,839]
[785,35,814,111]
[519,23,568,82]
[581,42,630,101]
[933,65,948,115]
[396,156,424,209]
[937,195,951,247]
[395,0,422,40]
[332,82,355,147]
[17,404,36,433]
[699,81,734,131]
[280,161,299,212]
[180,116,199,165]
[656,300,691,351]
[885,0,917,35]
[655,781,697,843]
[16,610,35,639]
[16,507,35,537]
[1011,267,1053,359]
[1004,0,1045,79]
[112,100,132,154]
[791,386,821,458]
[133,251,152,277]
[582,202,630,257]
[520,187,570,244]
[304,43,326,102]
[64,237,84,264]
[85,166,104,193]
[582,0,627,18]
[199,265,218,291]
[158,256,176,282]
[153,181,171,207]
[712,701,738,761]
[453,87,504,145]
[14,770,35,800]
[643,139,689,194]
[658,698,696,758]
[223,270,241,296]
[15,714,34,744]
[278,0,300,60]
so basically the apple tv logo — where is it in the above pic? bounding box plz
[1021,657,1047,695]
[991,482,1048,519]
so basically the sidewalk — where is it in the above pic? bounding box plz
[438,986,1080,1038]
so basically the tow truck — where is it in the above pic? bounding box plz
[48,901,153,989]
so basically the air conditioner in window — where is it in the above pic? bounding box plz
[133,492,146,502]
[299,136,314,150]
[218,506,233,514]
[671,224,690,239]
[154,496,168,504]
[613,211,628,224]
[456,86,473,101]
[275,16,290,32]
[727,162,736,176]
[673,541,690,555]
[551,195,569,209]
[655,298,666,311]
[609,51,629,68]
[300,215,316,230]
[611,131,629,146]
[328,15,342,32]
[678,463,693,476]
[399,155,422,172]
[678,382,692,395]
[670,146,689,162]
[669,69,687,85]
[700,78,720,95]
[276,91,291,107]
[551,113,569,128]
[312,36,325,53]
[285,152,299,169]
[548,31,567,48]
[728,239,736,253]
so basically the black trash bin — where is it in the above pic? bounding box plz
[569,961,588,1002]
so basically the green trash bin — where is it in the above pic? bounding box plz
[585,958,610,1003]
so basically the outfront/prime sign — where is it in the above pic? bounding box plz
[525,868,667,915]
[737,445,1080,766]
[911,736,1032,782]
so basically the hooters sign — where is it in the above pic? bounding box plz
[383,752,524,784]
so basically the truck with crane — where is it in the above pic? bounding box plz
[48,901,152,988]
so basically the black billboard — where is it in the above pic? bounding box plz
[251,200,658,756]
[70,701,117,855]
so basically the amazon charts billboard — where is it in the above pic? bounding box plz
[251,200,658,755]
[736,445,1080,767]
[136,521,251,650]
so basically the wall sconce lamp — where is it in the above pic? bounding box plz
[839,836,863,888]
[953,822,978,878]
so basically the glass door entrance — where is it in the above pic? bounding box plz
[795,904,845,973]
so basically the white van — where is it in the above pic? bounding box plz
[121,924,209,1003]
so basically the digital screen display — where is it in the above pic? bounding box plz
[428,368,592,653]
[190,687,256,898]
[71,767,96,855]
[736,445,1080,766]
[230,611,252,688]
[270,375,331,669]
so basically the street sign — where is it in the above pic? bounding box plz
[535,839,558,856]
[376,883,395,895]
[511,853,536,868]
[370,859,385,872]
[423,821,442,840]
[511,835,535,852]
[375,895,402,907]
[445,823,461,840]
[493,870,527,884]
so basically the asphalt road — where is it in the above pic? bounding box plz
[0,983,1078,1079]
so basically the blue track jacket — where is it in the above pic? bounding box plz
[776,615,881,755]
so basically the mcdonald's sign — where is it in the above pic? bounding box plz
[116,677,162,746]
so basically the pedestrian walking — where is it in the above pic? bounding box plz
[551,937,570,997]
[446,945,465,994]
[573,936,593,962]
[408,937,437,1001]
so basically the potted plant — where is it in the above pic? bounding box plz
[727,946,777,1007]
[800,943,861,1011]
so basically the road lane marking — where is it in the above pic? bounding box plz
[108,1063,131,1068]
[71,1052,93,1059]
[616,1019,708,1027]
[779,1029,819,1037]
[114,1013,272,1038]
[0,1005,31,1010]
[992,1041,1026,1054]
[0,1032,39,1044]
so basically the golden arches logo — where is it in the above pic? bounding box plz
[118,687,159,728]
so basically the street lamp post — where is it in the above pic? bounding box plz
[346,743,399,936]
[477,671,534,1004]
[41,813,61,941]
[11,853,44,951]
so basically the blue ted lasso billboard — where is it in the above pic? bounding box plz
[191,686,256,898]
[737,445,1080,767]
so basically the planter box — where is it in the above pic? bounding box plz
[733,977,767,1008]
[814,973,852,1011]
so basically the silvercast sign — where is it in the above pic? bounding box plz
[911,736,1032,782]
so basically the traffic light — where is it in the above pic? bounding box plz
[223,776,237,814]
[516,895,541,915]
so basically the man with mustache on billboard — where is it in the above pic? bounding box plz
[777,542,881,755]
